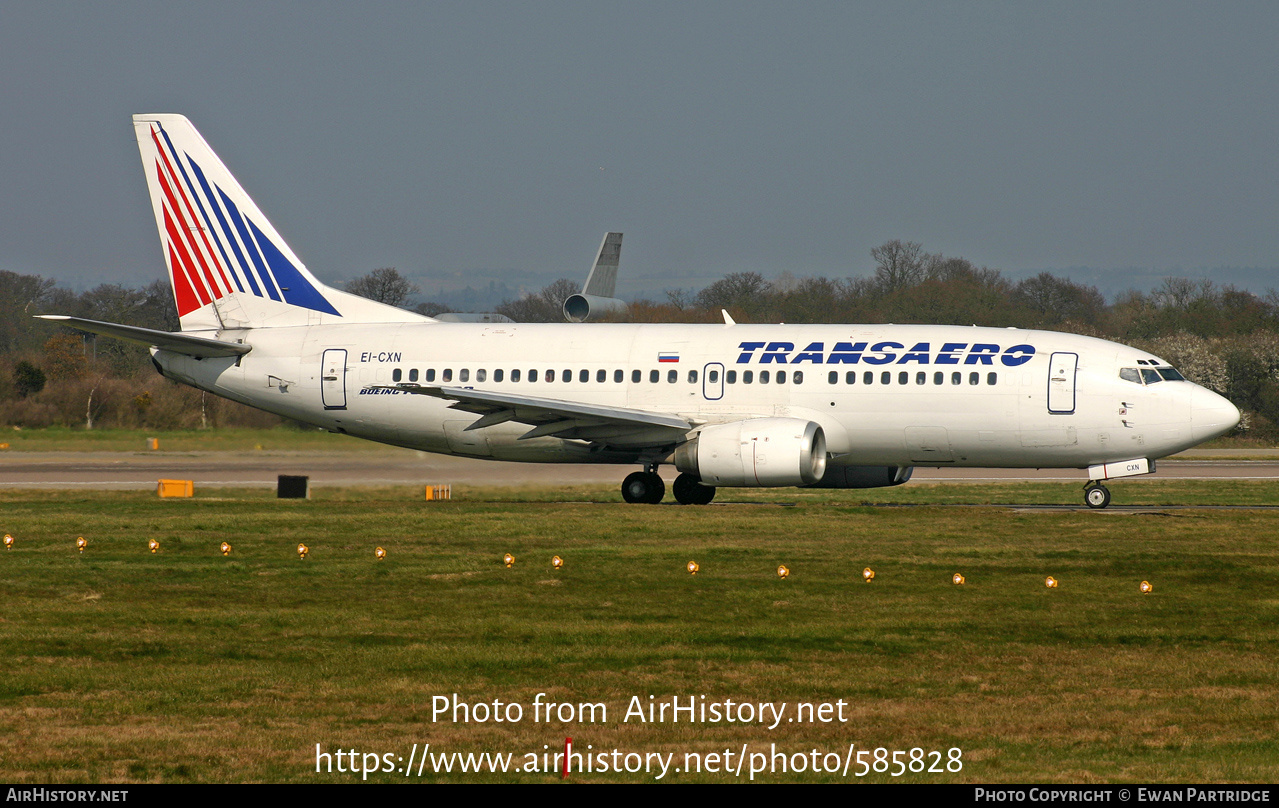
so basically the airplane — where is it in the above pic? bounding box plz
[38,114,1242,508]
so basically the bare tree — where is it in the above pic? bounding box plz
[495,278,580,322]
[870,240,926,293]
[346,267,419,308]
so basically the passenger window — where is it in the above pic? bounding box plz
[934,372,943,385]
[477,369,487,382]
[511,369,521,382]
[777,371,787,384]
[563,369,572,383]
[881,371,890,384]
[459,369,469,382]
[614,369,623,383]
[596,369,606,383]
[760,370,770,384]
[987,372,997,385]
[898,372,908,385]
[915,372,925,385]
[846,371,856,385]
[426,369,436,383]
[727,370,737,384]
[951,372,961,385]
[409,368,419,382]
[392,368,402,382]
[969,372,978,385]
[632,369,641,383]
[793,371,803,384]
[828,371,838,384]
[547,370,556,383]
[528,369,537,382]
[668,369,677,383]
[493,369,503,382]
[688,370,698,383]
[650,370,659,383]
[708,370,719,383]
[442,368,453,382]
[865,371,874,385]
[744,370,754,384]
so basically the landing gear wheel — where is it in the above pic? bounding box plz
[1084,483,1111,510]
[673,473,716,505]
[622,471,665,504]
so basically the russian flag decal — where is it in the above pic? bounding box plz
[658,352,680,363]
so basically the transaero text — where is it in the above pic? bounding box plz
[734,341,1036,366]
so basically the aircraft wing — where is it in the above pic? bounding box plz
[382,384,694,447]
[36,315,251,358]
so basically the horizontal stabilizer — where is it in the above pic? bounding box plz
[36,315,251,359]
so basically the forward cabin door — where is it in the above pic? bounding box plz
[321,348,348,410]
[1047,352,1078,414]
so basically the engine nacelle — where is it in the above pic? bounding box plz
[805,465,914,489]
[674,418,827,487]
[563,293,627,322]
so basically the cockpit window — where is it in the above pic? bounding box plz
[1122,366,1186,385]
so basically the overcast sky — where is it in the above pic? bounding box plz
[2,2,1277,299]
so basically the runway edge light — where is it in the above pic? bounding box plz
[221,541,232,556]
[1046,576,1058,588]
[777,565,790,579]
[375,547,386,561]
[4,534,13,550]
[862,567,875,582]
[551,555,564,570]
[76,537,87,553]
[687,560,699,575]
[1140,580,1153,594]
[953,573,965,585]
[503,553,515,568]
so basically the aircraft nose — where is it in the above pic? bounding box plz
[1190,385,1241,443]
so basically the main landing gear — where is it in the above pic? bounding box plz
[620,468,717,505]
[621,469,664,504]
[673,472,715,505]
[1084,481,1111,509]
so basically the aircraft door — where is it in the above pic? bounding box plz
[702,362,724,400]
[321,348,348,410]
[1047,352,1078,414]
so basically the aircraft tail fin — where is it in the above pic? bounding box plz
[581,232,622,298]
[132,114,430,331]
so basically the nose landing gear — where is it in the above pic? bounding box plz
[1084,482,1111,509]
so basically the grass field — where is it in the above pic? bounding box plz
[1,481,1277,783]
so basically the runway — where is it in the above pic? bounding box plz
[1,449,1277,489]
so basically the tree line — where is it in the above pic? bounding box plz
[5,240,1279,437]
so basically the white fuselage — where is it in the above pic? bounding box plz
[154,321,1239,474]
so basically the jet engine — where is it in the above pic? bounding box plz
[563,293,628,323]
[674,418,827,487]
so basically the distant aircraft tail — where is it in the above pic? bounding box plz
[132,114,429,331]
